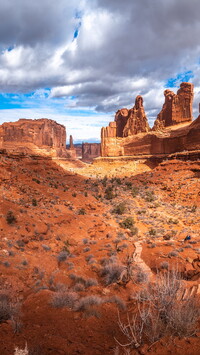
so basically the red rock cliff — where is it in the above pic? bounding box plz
[153,82,194,130]
[0,118,68,157]
[101,82,199,158]
[101,94,149,156]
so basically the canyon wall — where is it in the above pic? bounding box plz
[153,82,194,130]
[101,82,198,157]
[0,118,71,158]
[82,143,101,162]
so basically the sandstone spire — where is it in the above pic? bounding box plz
[153,82,194,130]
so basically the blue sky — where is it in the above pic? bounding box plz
[0,0,200,142]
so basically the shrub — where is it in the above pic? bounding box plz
[149,228,156,236]
[74,295,102,311]
[106,296,126,310]
[119,217,135,230]
[116,269,200,350]
[104,186,114,200]
[168,250,178,257]
[78,208,86,215]
[125,181,132,189]
[132,267,149,284]
[100,263,125,285]
[57,251,69,263]
[6,211,17,225]
[51,290,78,309]
[42,244,51,251]
[144,191,155,202]
[132,186,139,197]
[82,238,89,244]
[32,199,37,206]
[112,203,126,215]
[0,293,20,324]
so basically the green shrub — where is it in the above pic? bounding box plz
[104,186,114,200]
[6,211,17,225]
[78,208,86,215]
[32,198,37,206]
[120,217,135,229]
[112,203,126,215]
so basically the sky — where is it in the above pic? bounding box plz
[0,0,200,143]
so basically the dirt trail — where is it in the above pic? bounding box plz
[133,241,153,278]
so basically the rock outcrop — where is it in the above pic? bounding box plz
[0,118,70,158]
[82,143,101,162]
[101,115,200,157]
[101,82,198,158]
[101,95,149,156]
[153,82,194,130]
[117,95,150,137]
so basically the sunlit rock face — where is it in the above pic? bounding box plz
[82,143,101,162]
[153,82,194,130]
[101,83,200,158]
[0,118,69,157]
[101,95,149,156]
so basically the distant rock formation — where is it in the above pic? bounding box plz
[82,143,101,162]
[0,118,71,158]
[153,82,194,130]
[116,95,150,137]
[101,95,149,156]
[68,135,76,159]
[101,82,200,158]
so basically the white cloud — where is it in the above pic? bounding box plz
[0,0,200,140]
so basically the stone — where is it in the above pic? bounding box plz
[153,82,194,130]
[101,82,199,158]
[82,143,101,162]
[101,94,149,156]
[0,118,70,158]
[115,95,150,137]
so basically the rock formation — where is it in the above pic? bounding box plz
[0,118,69,158]
[101,115,200,157]
[153,82,194,130]
[68,135,76,159]
[82,143,101,162]
[101,82,198,158]
[101,95,149,156]
[116,95,150,137]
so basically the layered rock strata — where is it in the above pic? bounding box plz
[153,82,194,130]
[0,118,69,158]
[101,115,200,157]
[82,143,101,162]
[101,82,197,157]
[101,95,149,156]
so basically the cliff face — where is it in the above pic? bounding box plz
[101,82,199,158]
[82,143,101,162]
[153,82,194,130]
[101,116,200,157]
[101,95,149,156]
[0,118,69,158]
[118,95,150,137]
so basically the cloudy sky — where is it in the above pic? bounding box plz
[0,0,200,143]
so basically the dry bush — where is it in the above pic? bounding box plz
[69,274,98,288]
[74,295,103,311]
[51,289,79,309]
[100,262,125,285]
[0,292,20,326]
[116,269,200,350]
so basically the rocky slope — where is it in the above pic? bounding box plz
[0,150,200,355]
